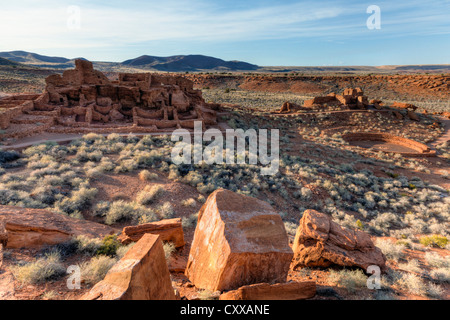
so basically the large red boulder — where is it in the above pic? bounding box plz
[81,234,176,300]
[185,189,293,292]
[291,210,386,272]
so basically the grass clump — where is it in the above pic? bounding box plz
[104,200,157,225]
[163,242,176,262]
[181,198,197,208]
[12,251,66,285]
[136,185,164,205]
[375,238,405,262]
[138,170,158,181]
[80,255,117,285]
[327,269,367,293]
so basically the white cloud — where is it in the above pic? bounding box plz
[0,0,448,54]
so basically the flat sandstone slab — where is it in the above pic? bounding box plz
[118,218,185,248]
[0,205,116,248]
[219,281,316,300]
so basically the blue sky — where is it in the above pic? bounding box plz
[0,0,449,66]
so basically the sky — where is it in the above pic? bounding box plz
[0,0,449,66]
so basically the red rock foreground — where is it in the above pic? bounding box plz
[291,210,386,272]
[219,281,316,300]
[118,218,185,248]
[0,205,115,248]
[185,189,293,292]
[81,234,176,300]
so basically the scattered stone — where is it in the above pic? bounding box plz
[168,254,188,273]
[81,234,176,300]
[407,110,420,121]
[0,205,115,249]
[279,101,301,113]
[118,218,185,248]
[219,281,316,300]
[391,102,418,111]
[291,209,387,272]
[393,110,404,120]
[185,189,293,292]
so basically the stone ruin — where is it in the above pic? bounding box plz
[275,87,423,122]
[0,59,219,139]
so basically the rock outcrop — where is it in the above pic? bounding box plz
[0,218,6,268]
[291,210,387,272]
[219,281,316,300]
[185,189,293,292]
[81,234,176,300]
[0,205,115,249]
[118,218,185,248]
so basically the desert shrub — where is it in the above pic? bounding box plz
[398,259,422,274]
[104,201,157,225]
[396,273,427,296]
[327,269,367,293]
[139,170,158,181]
[54,187,97,217]
[0,150,20,164]
[136,185,164,205]
[284,221,299,236]
[197,289,219,300]
[93,201,110,217]
[163,242,176,262]
[375,239,405,262]
[104,201,135,225]
[116,243,135,259]
[96,235,121,257]
[181,198,196,208]
[424,252,450,268]
[182,213,199,229]
[419,235,448,248]
[426,283,444,299]
[80,255,117,285]
[157,202,175,219]
[114,159,138,173]
[12,251,65,284]
[183,171,203,187]
[31,185,57,205]
[75,235,102,256]
[430,268,450,283]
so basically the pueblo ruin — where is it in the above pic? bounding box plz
[0,59,219,139]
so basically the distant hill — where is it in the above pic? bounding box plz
[0,51,259,71]
[0,57,19,66]
[0,51,71,64]
[0,51,449,74]
[122,54,259,71]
